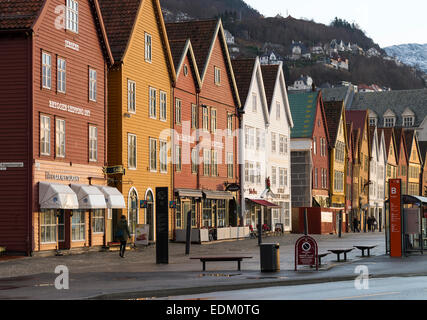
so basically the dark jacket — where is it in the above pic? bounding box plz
[117,219,131,241]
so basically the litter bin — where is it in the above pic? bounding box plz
[260,243,280,272]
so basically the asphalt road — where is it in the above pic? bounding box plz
[158,276,427,300]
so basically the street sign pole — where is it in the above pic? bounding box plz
[185,210,192,255]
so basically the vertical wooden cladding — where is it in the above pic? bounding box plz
[0,35,32,252]
[174,53,198,189]
[33,0,106,167]
[312,97,329,194]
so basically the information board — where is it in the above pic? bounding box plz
[389,179,402,257]
[295,235,318,271]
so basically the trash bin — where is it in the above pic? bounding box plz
[260,243,280,272]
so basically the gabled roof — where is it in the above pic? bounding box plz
[323,100,345,146]
[231,58,256,107]
[261,64,280,108]
[169,39,201,89]
[165,18,240,108]
[419,141,427,165]
[369,126,379,159]
[378,127,394,157]
[1,0,113,65]
[288,91,326,139]
[346,122,354,160]
[99,0,173,76]
[394,127,408,164]
[403,129,421,164]
[0,0,45,30]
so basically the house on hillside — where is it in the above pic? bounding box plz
[311,43,324,55]
[224,29,235,45]
[288,75,314,92]
[260,51,284,65]
[290,41,311,60]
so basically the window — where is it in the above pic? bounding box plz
[276,102,281,120]
[42,52,51,89]
[211,109,217,133]
[92,210,104,233]
[202,199,212,227]
[314,168,318,188]
[284,168,288,187]
[191,148,198,174]
[149,87,157,118]
[203,149,211,176]
[72,211,85,241]
[245,161,249,183]
[66,0,79,33]
[384,117,395,127]
[89,126,98,162]
[127,80,136,113]
[191,104,198,129]
[284,135,288,154]
[271,133,277,153]
[227,152,233,178]
[211,150,218,176]
[149,138,157,171]
[175,98,181,124]
[128,134,137,169]
[279,135,285,154]
[313,137,317,155]
[249,162,254,183]
[252,94,257,112]
[145,33,152,62]
[369,117,377,127]
[214,67,221,85]
[175,145,182,172]
[334,171,344,192]
[217,200,226,227]
[403,116,414,127]
[279,168,285,186]
[227,113,233,135]
[89,68,97,102]
[176,200,182,229]
[160,140,168,173]
[256,162,262,184]
[55,118,65,158]
[256,129,261,150]
[57,57,66,93]
[40,210,56,243]
[202,106,209,131]
[40,115,51,156]
[271,166,277,186]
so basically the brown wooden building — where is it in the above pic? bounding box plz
[0,0,119,255]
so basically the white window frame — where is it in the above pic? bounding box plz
[211,108,217,133]
[252,93,257,112]
[92,209,105,234]
[384,117,395,127]
[89,125,98,162]
[276,101,281,120]
[160,140,168,173]
[191,104,198,129]
[57,57,66,93]
[42,52,51,89]
[271,166,277,186]
[203,149,211,176]
[55,118,66,158]
[227,152,233,178]
[160,91,167,121]
[149,87,157,119]
[211,150,218,176]
[149,138,157,172]
[403,116,414,127]
[214,67,221,85]
[145,33,152,62]
[202,106,209,131]
[40,115,51,156]
[71,211,85,242]
[271,133,277,153]
[127,80,136,113]
[175,98,182,125]
[128,133,137,169]
[191,148,198,174]
[175,145,182,172]
[227,113,233,136]
[66,0,79,34]
[89,68,97,102]
[40,210,56,244]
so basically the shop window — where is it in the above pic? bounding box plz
[92,209,104,233]
[202,199,212,227]
[176,200,181,229]
[217,200,226,227]
[58,211,65,242]
[72,211,85,241]
[41,210,56,244]
[191,199,197,227]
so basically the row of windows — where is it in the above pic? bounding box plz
[42,52,97,101]
[370,116,415,128]
[314,168,328,189]
[40,114,97,161]
[313,137,327,157]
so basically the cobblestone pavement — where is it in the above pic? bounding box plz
[0,231,385,279]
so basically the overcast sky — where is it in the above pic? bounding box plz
[243,0,427,48]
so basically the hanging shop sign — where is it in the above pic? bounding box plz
[103,165,125,175]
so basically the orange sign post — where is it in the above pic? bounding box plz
[389,179,402,257]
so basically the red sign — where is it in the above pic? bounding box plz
[295,235,318,271]
[389,179,402,257]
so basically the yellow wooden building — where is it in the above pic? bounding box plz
[324,101,348,210]
[379,128,398,198]
[405,130,422,196]
[100,0,176,241]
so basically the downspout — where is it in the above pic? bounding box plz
[103,61,108,248]
[28,31,34,256]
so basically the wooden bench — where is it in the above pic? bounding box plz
[328,249,353,262]
[354,245,377,257]
[190,256,253,271]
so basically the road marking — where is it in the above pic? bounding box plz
[326,291,400,300]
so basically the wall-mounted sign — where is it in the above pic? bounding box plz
[49,100,91,117]
[389,179,402,257]
[45,172,79,182]
[65,40,79,51]
[0,162,24,171]
[140,200,148,209]
[103,165,125,175]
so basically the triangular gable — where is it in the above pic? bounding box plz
[317,91,330,146]
[170,39,202,90]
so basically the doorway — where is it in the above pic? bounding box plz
[146,190,154,242]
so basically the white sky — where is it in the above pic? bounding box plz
[243,0,427,47]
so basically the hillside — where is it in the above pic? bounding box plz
[160,0,426,90]
[385,43,427,74]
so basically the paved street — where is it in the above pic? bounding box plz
[1,231,426,300]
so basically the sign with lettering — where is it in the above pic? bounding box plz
[45,172,79,182]
[389,179,402,257]
[0,162,24,171]
[65,40,79,51]
[49,100,91,117]
[103,165,125,175]
[295,235,318,271]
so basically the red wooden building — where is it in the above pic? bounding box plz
[394,128,409,195]
[166,19,242,241]
[0,0,118,255]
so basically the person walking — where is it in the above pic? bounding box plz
[353,217,360,233]
[116,215,131,258]
[372,217,378,232]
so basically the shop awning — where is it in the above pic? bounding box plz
[247,199,281,208]
[70,184,107,209]
[39,182,79,209]
[175,188,203,198]
[203,190,234,200]
[97,186,126,209]
[402,195,427,205]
